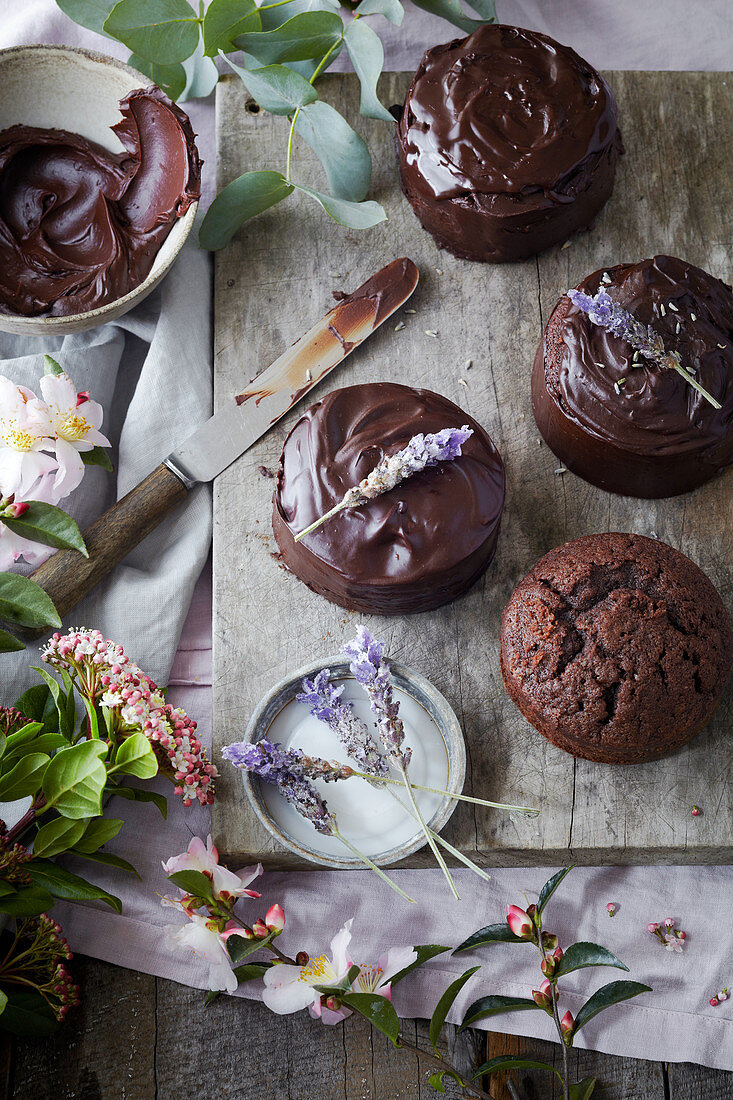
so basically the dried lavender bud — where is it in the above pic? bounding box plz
[341,627,411,768]
[297,670,388,777]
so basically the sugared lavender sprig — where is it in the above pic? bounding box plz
[294,425,473,541]
[568,285,722,410]
[297,670,389,778]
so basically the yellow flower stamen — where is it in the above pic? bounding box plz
[58,412,90,442]
[298,955,334,983]
[0,425,37,452]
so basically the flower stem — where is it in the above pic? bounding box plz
[355,771,539,817]
[669,361,721,409]
[399,765,459,900]
[383,786,491,882]
[536,932,570,1100]
[294,500,347,541]
[285,109,299,184]
[332,827,415,903]
[5,795,45,845]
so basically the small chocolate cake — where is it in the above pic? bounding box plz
[532,256,733,497]
[395,24,623,263]
[500,533,733,765]
[273,382,505,614]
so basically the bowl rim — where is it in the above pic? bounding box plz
[0,42,199,329]
[237,655,467,869]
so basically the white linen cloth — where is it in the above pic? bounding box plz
[1,0,732,1073]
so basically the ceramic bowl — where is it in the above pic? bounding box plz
[0,44,198,336]
[238,656,466,869]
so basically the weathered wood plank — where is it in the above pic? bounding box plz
[211,70,733,868]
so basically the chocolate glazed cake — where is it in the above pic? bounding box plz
[395,24,623,263]
[532,256,733,497]
[500,533,733,765]
[273,382,505,614]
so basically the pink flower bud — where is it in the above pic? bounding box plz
[718,988,728,1002]
[647,922,661,934]
[677,930,687,941]
[541,932,558,951]
[252,918,268,938]
[710,997,719,1007]
[664,918,675,929]
[506,904,535,940]
[325,995,341,1012]
[296,951,309,966]
[606,902,617,916]
[76,391,90,407]
[539,979,552,996]
[4,501,29,518]
[691,805,701,817]
[541,956,555,978]
[560,1011,575,1043]
[265,903,285,933]
[553,947,563,962]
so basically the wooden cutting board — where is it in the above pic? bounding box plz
[211,69,732,867]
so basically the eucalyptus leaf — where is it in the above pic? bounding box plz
[293,183,386,228]
[390,944,450,986]
[55,0,117,36]
[453,923,525,953]
[81,446,115,472]
[572,981,652,1039]
[296,101,370,201]
[203,0,261,55]
[555,942,629,980]
[460,995,541,1031]
[73,816,124,854]
[28,859,122,912]
[343,18,393,122]
[128,53,187,99]
[340,992,400,1046]
[181,41,220,100]
[257,0,340,32]
[569,1079,598,1100]
[429,966,479,1050]
[462,0,496,19]
[32,817,87,858]
[199,169,294,250]
[108,784,168,817]
[354,0,404,24]
[0,574,61,630]
[109,732,159,779]
[221,54,318,114]
[2,501,88,557]
[42,740,108,819]
[104,0,201,65]
[0,988,59,1037]
[0,753,49,802]
[0,629,24,653]
[473,1057,562,1082]
[234,11,343,64]
[408,0,483,33]
[538,866,574,915]
[0,885,55,918]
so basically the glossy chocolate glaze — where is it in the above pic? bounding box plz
[532,255,733,498]
[0,87,201,317]
[396,24,623,262]
[273,382,506,614]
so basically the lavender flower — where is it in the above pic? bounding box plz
[297,670,389,777]
[341,628,411,768]
[568,285,721,410]
[294,425,473,541]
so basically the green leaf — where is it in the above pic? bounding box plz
[55,0,117,36]
[569,1079,598,1100]
[227,930,276,963]
[0,629,24,653]
[0,573,61,630]
[429,1072,446,1092]
[72,850,140,878]
[354,0,404,23]
[0,988,59,1037]
[555,942,629,980]
[408,0,483,33]
[429,966,479,1050]
[221,55,318,114]
[454,923,525,953]
[0,885,54,917]
[296,100,371,201]
[199,170,294,250]
[109,732,158,779]
[108,784,168,817]
[81,445,115,473]
[128,53,187,98]
[234,11,342,64]
[13,685,52,727]
[73,817,124,854]
[42,740,108,819]
[460,995,541,1031]
[312,963,361,995]
[2,501,88,556]
[390,944,450,986]
[233,962,271,982]
[5,731,67,766]
[202,0,260,55]
[473,1057,562,1082]
[0,989,7,1015]
[3,721,44,755]
[167,869,215,901]
[32,667,74,740]
[538,866,574,915]
[42,355,64,376]
[28,859,122,912]
[343,19,393,122]
[181,40,220,99]
[0,753,49,801]
[462,0,496,19]
[340,992,400,1046]
[292,183,386,229]
[0,883,16,898]
[572,981,652,1039]
[32,816,88,858]
[104,0,200,65]
[258,0,339,32]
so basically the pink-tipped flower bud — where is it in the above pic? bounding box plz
[76,391,90,407]
[553,947,563,962]
[664,918,675,930]
[718,988,728,1002]
[606,902,617,916]
[541,932,558,951]
[526,903,539,926]
[296,951,309,966]
[252,918,268,938]
[325,995,341,1012]
[647,922,661,934]
[4,501,29,518]
[677,930,687,941]
[507,904,535,940]
[560,1010,575,1044]
[531,979,553,1012]
[710,996,719,1007]
[541,955,556,978]
[691,805,701,817]
[265,903,285,934]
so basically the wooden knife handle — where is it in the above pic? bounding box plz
[20,463,189,637]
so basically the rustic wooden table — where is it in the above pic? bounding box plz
[6,958,733,1098]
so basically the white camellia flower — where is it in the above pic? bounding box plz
[165,914,249,993]
[262,919,354,1020]
[351,945,417,1000]
[39,371,110,499]
[162,835,263,902]
[0,376,56,499]
[0,463,59,571]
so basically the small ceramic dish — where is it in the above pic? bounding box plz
[0,44,198,336]
[238,657,466,869]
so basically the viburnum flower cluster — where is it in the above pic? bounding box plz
[42,628,218,806]
[0,914,81,1023]
[0,361,110,569]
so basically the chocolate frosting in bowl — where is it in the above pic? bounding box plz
[0,86,201,317]
[273,382,506,614]
[532,255,733,497]
[396,24,623,262]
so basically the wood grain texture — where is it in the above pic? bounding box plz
[211,70,733,868]
[21,463,188,634]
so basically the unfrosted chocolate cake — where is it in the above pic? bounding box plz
[500,533,733,765]
[272,382,505,614]
[395,24,623,262]
[532,256,733,497]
